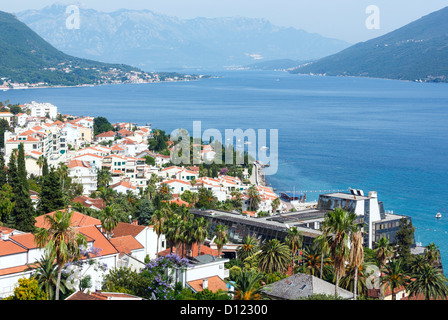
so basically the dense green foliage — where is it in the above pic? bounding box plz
[0,11,143,85]
[93,116,114,135]
[292,7,448,82]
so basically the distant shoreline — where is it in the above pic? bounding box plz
[1,78,206,92]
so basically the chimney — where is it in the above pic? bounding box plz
[68,205,72,213]
[1,232,9,241]
[202,279,208,290]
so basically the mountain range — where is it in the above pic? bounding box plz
[16,4,351,72]
[290,6,448,83]
[0,10,199,87]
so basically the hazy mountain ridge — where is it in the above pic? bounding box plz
[291,6,448,83]
[0,10,200,87]
[16,4,351,71]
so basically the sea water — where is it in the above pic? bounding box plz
[3,70,448,268]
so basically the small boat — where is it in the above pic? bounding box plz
[436,212,442,219]
[261,146,269,150]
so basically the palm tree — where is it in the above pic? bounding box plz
[258,239,291,274]
[151,208,168,256]
[34,209,87,300]
[339,263,369,297]
[193,217,209,256]
[145,174,160,201]
[271,197,281,213]
[164,213,184,255]
[98,186,115,205]
[56,162,69,190]
[374,237,394,270]
[247,185,260,211]
[285,226,302,266]
[314,227,332,279]
[424,243,441,266]
[300,245,331,277]
[408,254,430,274]
[229,269,264,300]
[99,204,120,239]
[237,234,259,263]
[27,253,66,300]
[230,190,243,208]
[407,263,448,300]
[321,207,358,296]
[213,224,228,256]
[36,156,45,178]
[97,168,112,190]
[126,190,137,206]
[349,230,364,300]
[381,258,407,300]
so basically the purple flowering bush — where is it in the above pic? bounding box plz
[141,253,191,300]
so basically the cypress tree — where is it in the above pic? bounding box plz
[0,152,6,187]
[11,145,36,233]
[42,157,49,177]
[17,144,29,189]
[7,153,17,187]
[38,166,65,215]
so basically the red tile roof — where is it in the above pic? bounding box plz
[35,209,101,229]
[96,131,115,138]
[111,222,146,238]
[0,240,28,257]
[77,225,119,257]
[158,243,221,258]
[188,276,229,293]
[72,196,106,210]
[109,235,144,254]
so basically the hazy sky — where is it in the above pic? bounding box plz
[2,0,448,43]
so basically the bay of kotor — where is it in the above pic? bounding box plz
[2,69,448,268]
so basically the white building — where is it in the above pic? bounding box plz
[0,209,122,298]
[161,179,192,195]
[24,102,58,120]
[68,160,98,195]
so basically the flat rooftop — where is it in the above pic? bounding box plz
[190,209,322,238]
[321,192,370,201]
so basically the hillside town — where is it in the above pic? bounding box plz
[0,101,445,301]
[0,68,207,91]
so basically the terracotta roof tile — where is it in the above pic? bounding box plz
[35,209,101,229]
[188,276,229,293]
[111,222,146,238]
[109,235,144,254]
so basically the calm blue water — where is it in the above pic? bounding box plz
[2,70,448,268]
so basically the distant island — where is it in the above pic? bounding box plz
[0,11,206,90]
[290,6,448,83]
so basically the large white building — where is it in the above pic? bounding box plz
[24,101,58,120]
[317,189,411,249]
[68,160,98,195]
[4,123,68,167]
